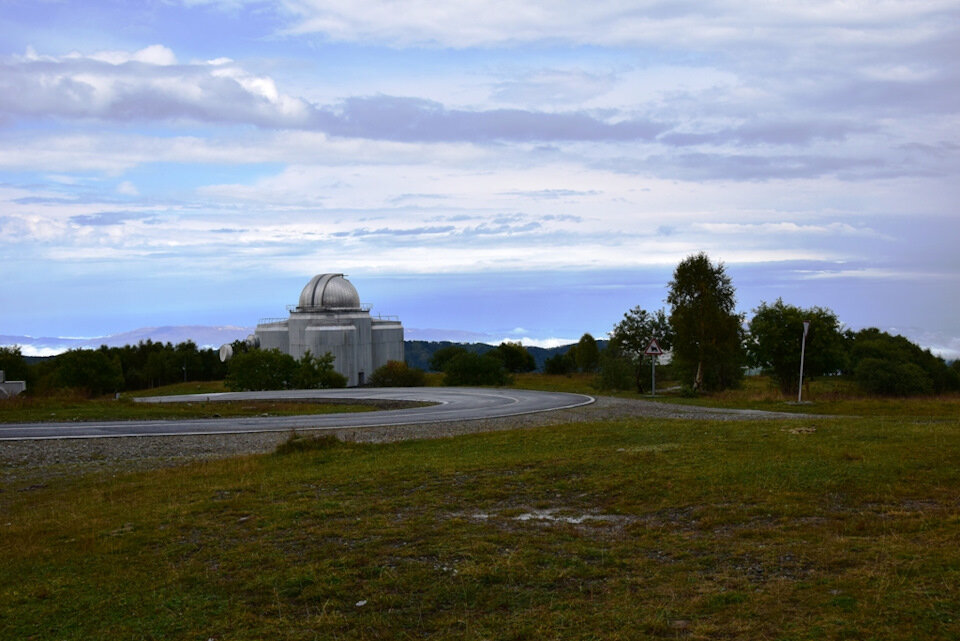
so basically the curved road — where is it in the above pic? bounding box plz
[0,388,595,441]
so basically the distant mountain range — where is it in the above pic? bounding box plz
[1,326,254,356]
[1,325,579,358]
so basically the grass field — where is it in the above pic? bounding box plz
[2,402,958,639]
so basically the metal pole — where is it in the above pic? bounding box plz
[798,321,810,403]
[651,356,656,397]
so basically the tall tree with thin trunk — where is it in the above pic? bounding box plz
[666,253,744,391]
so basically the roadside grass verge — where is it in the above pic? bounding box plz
[2,413,958,639]
[0,393,377,423]
[511,373,960,418]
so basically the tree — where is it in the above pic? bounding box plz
[369,360,427,387]
[544,351,577,375]
[443,352,510,386]
[225,349,299,391]
[848,328,958,396]
[294,351,347,389]
[572,333,600,373]
[607,306,673,393]
[747,299,846,395]
[490,341,535,373]
[595,342,636,391]
[666,253,744,391]
[0,346,29,383]
[53,348,125,397]
[429,345,469,372]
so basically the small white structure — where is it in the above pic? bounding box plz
[253,274,404,386]
[0,370,26,399]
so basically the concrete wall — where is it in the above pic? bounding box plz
[255,310,404,387]
[305,325,358,385]
[257,322,290,353]
[371,322,404,371]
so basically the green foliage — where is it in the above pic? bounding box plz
[226,349,346,391]
[543,351,577,375]
[667,252,744,391]
[854,358,933,396]
[572,333,600,372]
[369,360,427,387]
[595,344,635,391]
[747,299,846,394]
[0,346,29,383]
[294,351,347,389]
[225,349,298,391]
[50,348,125,397]
[489,341,536,373]
[608,306,673,392]
[428,345,469,372]
[848,328,957,396]
[443,352,511,386]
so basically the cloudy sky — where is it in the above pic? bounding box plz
[1,1,958,356]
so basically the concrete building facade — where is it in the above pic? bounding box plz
[254,274,403,386]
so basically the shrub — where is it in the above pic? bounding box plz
[294,351,347,389]
[849,329,957,396]
[225,349,298,391]
[854,358,934,396]
[594,350,634,391]
[369,361,427,387]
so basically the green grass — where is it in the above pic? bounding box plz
[2,411,959,639]
[512,372,960,418]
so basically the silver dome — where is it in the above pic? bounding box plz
[297,274,361,311]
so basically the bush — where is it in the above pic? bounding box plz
[849,329,957,396]
[370,361,427,387]
[443,352,511,386]
[225,349,299,391]
[854,358,934,396]
[594,350,634,391]
[294,351,347,389]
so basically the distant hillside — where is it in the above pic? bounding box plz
[404,340,607,372]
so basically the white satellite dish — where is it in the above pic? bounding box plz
[219,343,233,363]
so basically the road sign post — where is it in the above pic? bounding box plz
[644,339,664,397]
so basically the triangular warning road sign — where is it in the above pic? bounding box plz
[644,339,664,356]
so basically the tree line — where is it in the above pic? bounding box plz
[1,340,227,397]
[586,252,960,397]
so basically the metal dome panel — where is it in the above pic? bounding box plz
[297,273,361,310]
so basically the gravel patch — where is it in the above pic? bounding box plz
[0,396,804,486]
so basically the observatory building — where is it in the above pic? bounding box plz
[252,274,404,386]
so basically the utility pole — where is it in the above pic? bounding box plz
[798,320,810,403]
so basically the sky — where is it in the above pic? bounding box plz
[1,1,958,357]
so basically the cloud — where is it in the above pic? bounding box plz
[275,1,959,51]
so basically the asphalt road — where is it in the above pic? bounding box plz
[0,388,595,441]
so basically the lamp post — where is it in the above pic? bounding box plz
[798,320,810,403]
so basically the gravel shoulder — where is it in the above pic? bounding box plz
[0,396,806,486]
